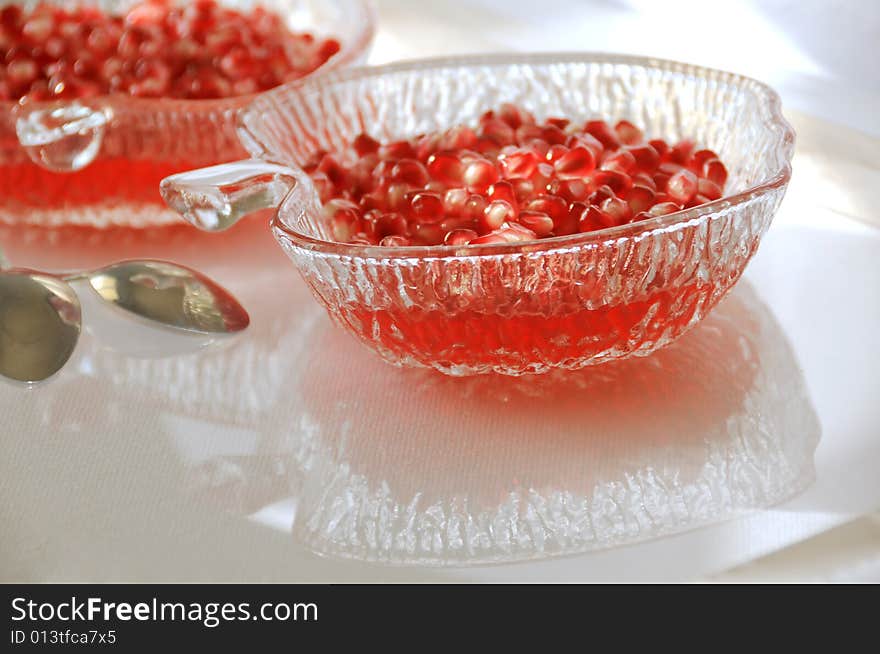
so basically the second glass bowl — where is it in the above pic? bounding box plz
[0,0,375,228]
[162,53,795,376]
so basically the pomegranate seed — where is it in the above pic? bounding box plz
[568,201,589,224]
[568,133,604,159]
[465,194,488,222]
[667,169,699,204]
[428,151,465,187]
[22,15,54,43]
[524,137,551,158]
[589,184,617,205]
[525,195,569,225]
[481,200,515,232]
[379,235,411,247]
[310,172,334,202]
[498,150,540,177]
[439,216,477,233]
[697,178,723,201]
[498,149,539,178]
[632,172,657,191]
[306,104,728,246]
[499,103,534,129]
[593,170,632,195]
[548,202,577,236]
[324,199,362,242]
[380,140,417,161]
[386,183,412,212]
[7,58,38,85]
[648,202,683,217]
[690,149,718,170]
[658,162,684,176]
[391,159,429,187]
[584,120,620,149]
[512,178,535,203]
[653,172,671,191]
[552,178,590,203]
[546,117,570,130]
[468,233,508,245]
[542,125,568,145]
[127,2,166,26]
[415,133,441,161]
[628,185,656,214]
[500,223,538,242]
[471,223,538,245]
[554,146,596,179]
[353,133,381,157]
[444,228,478,245]
[411,223,445,245]
[409,191,445,224]
[614,120,643,145]
[545,144,569,164]
[648,139,669,157]
[517,211,554,237]
[528,162,553,193]
[624,144,660,171]
[487,181,517,207]
[515,124,545,146]
[317,154,347,188]
[443,188,469,215]
[481,118,517,146]
[600,196,633,224]
[578,205,616,232]
[439,125,477,151]
[601,149,637,174]
[667,140,695,165]
[703,158,728,186]
[463,158,500,192]
[375,212,409,238]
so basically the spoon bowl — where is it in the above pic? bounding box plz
[84,260,250,335]
[0,271,81,383]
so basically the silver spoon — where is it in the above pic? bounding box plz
[68,260,250,335]
[1,252,249,383]
[0,270,81,383]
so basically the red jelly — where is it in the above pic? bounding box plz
[303,106,730,247]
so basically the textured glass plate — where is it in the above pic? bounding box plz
[0,0,375,228]
[235,53,795,374]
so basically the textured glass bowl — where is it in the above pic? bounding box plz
[0,0,375,228]
[162,53,795,376]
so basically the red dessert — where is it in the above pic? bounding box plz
[0,0,341,101]
[302,105,729,247]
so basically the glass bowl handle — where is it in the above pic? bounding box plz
[160,159,298,232]
[15,101,111,172]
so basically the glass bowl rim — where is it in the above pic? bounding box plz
[243,52,795,260]
[0,0,376,113]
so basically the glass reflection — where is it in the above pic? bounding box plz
[170,279,818,565]
[273,281,820,564]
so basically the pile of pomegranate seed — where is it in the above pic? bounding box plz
[0,0,341,101]
[303,104,729,247]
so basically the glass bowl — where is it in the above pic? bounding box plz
[161,53,795,376]
[0,0,375,228]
